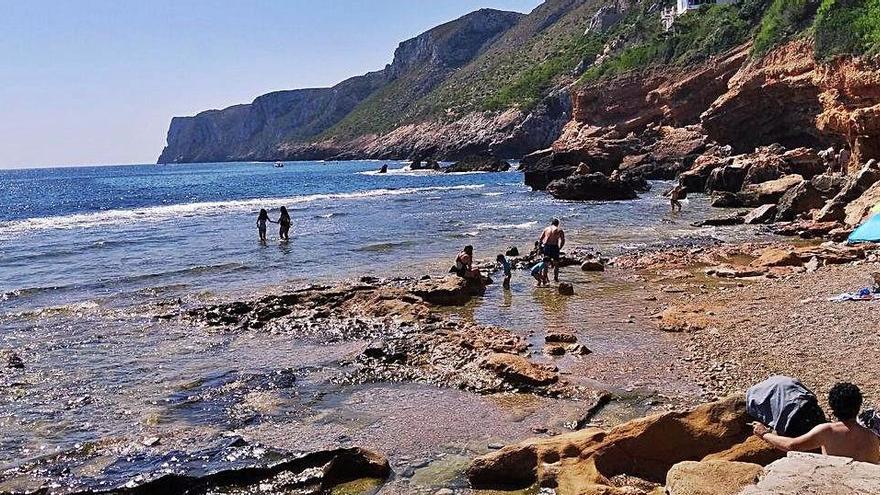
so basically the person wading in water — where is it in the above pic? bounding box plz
[539,219,565,283]
[277,206,291,241]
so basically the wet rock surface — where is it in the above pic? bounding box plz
[183,277,571,397]
[0,436,389,495]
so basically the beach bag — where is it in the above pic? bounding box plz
[747,376,826,436]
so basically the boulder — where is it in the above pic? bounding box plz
[521,149,576,190]
[704,265,768,278]
[695,215,745,226]
[321,447,391,488]
[445,155,511,173]
[378,164,388,174]
[505,246,519,257]
[580,259,605,271]
[558,282,575,295]
[480,353,558,387]
[743,204,778,224]
[774,180,825,221]
[546,172,639,201]
[666,460,763,495]
[711,191,742,208]
[411,276,484,306]
[815,160,880,222]
[545,331,578,344]
[750,248,802,268]
[844,181,880,226]
[466,396,781,494]
[574,162,591,175]
[809,173,847,197]
[706,163,750,193]
[738,175,803,207]
[781,147,825,179]
[740,452,880,495]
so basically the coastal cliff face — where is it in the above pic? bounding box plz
[159,0,606,163]
[158,8,524,163]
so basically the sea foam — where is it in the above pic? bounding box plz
[0,184,484,236]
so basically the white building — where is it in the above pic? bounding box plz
[662,0,737,30]
[676,0,736,15]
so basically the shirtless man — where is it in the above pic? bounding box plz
[753,382,880,464]
[669,183,685,211]
[539,219,565,283]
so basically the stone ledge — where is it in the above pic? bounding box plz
[739,452,880,494]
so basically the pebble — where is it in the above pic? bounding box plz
[488,443,504,450]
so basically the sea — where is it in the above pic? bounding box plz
[0,160,758,488]
[0,160,735,313]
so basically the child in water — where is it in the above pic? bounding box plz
[256,209,271,241]
[277,206,291,241]
[496,254,512,289]
[531,256,551,287]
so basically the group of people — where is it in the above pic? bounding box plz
[748,376,879,464]
[820,145,852,174]
[453,218,566,289]
[256,206,292,242]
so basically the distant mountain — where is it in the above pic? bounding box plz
[158,8,526,163]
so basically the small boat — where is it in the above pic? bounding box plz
[274,161,284,168]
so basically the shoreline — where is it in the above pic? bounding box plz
[2,231,878,493]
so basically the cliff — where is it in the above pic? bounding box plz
[159,8,525,163]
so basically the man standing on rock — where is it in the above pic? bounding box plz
[539,219,565,283]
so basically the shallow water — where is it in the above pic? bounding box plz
[0,160,766,491]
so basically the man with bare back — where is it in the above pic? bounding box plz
[539,218,565,283]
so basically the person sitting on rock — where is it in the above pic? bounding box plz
[496,254,512,289]
[753,382,880,464]
[531,256,551,287]
[454,245,483,282]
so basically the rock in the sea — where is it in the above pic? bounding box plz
[666,460,763,495]
[378,164,388,174]
[740,452,880,495]
[558,282,575,295]
[322,447,391,488]
[711,191,742,208]
[466,396,781,494]
[2,350,24,369]
[545,331,577,344]
[480,353,558,387]
[743,204,778,224]
[505,246,519,257]
[546,172,638,201]
[444,154,510,173]
[410,276,484,306]
[580,259,605,271]
[695,215,745,227]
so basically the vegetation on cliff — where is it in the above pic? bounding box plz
[750,0,880,58]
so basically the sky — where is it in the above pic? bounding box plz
[0,0,543,169]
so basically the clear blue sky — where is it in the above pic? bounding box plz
[0,0,542,169]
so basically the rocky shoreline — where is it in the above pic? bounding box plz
[3,232,879,493]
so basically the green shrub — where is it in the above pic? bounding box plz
[581,3,756,83]
[814,0,880,59]
[752,0,819,54]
